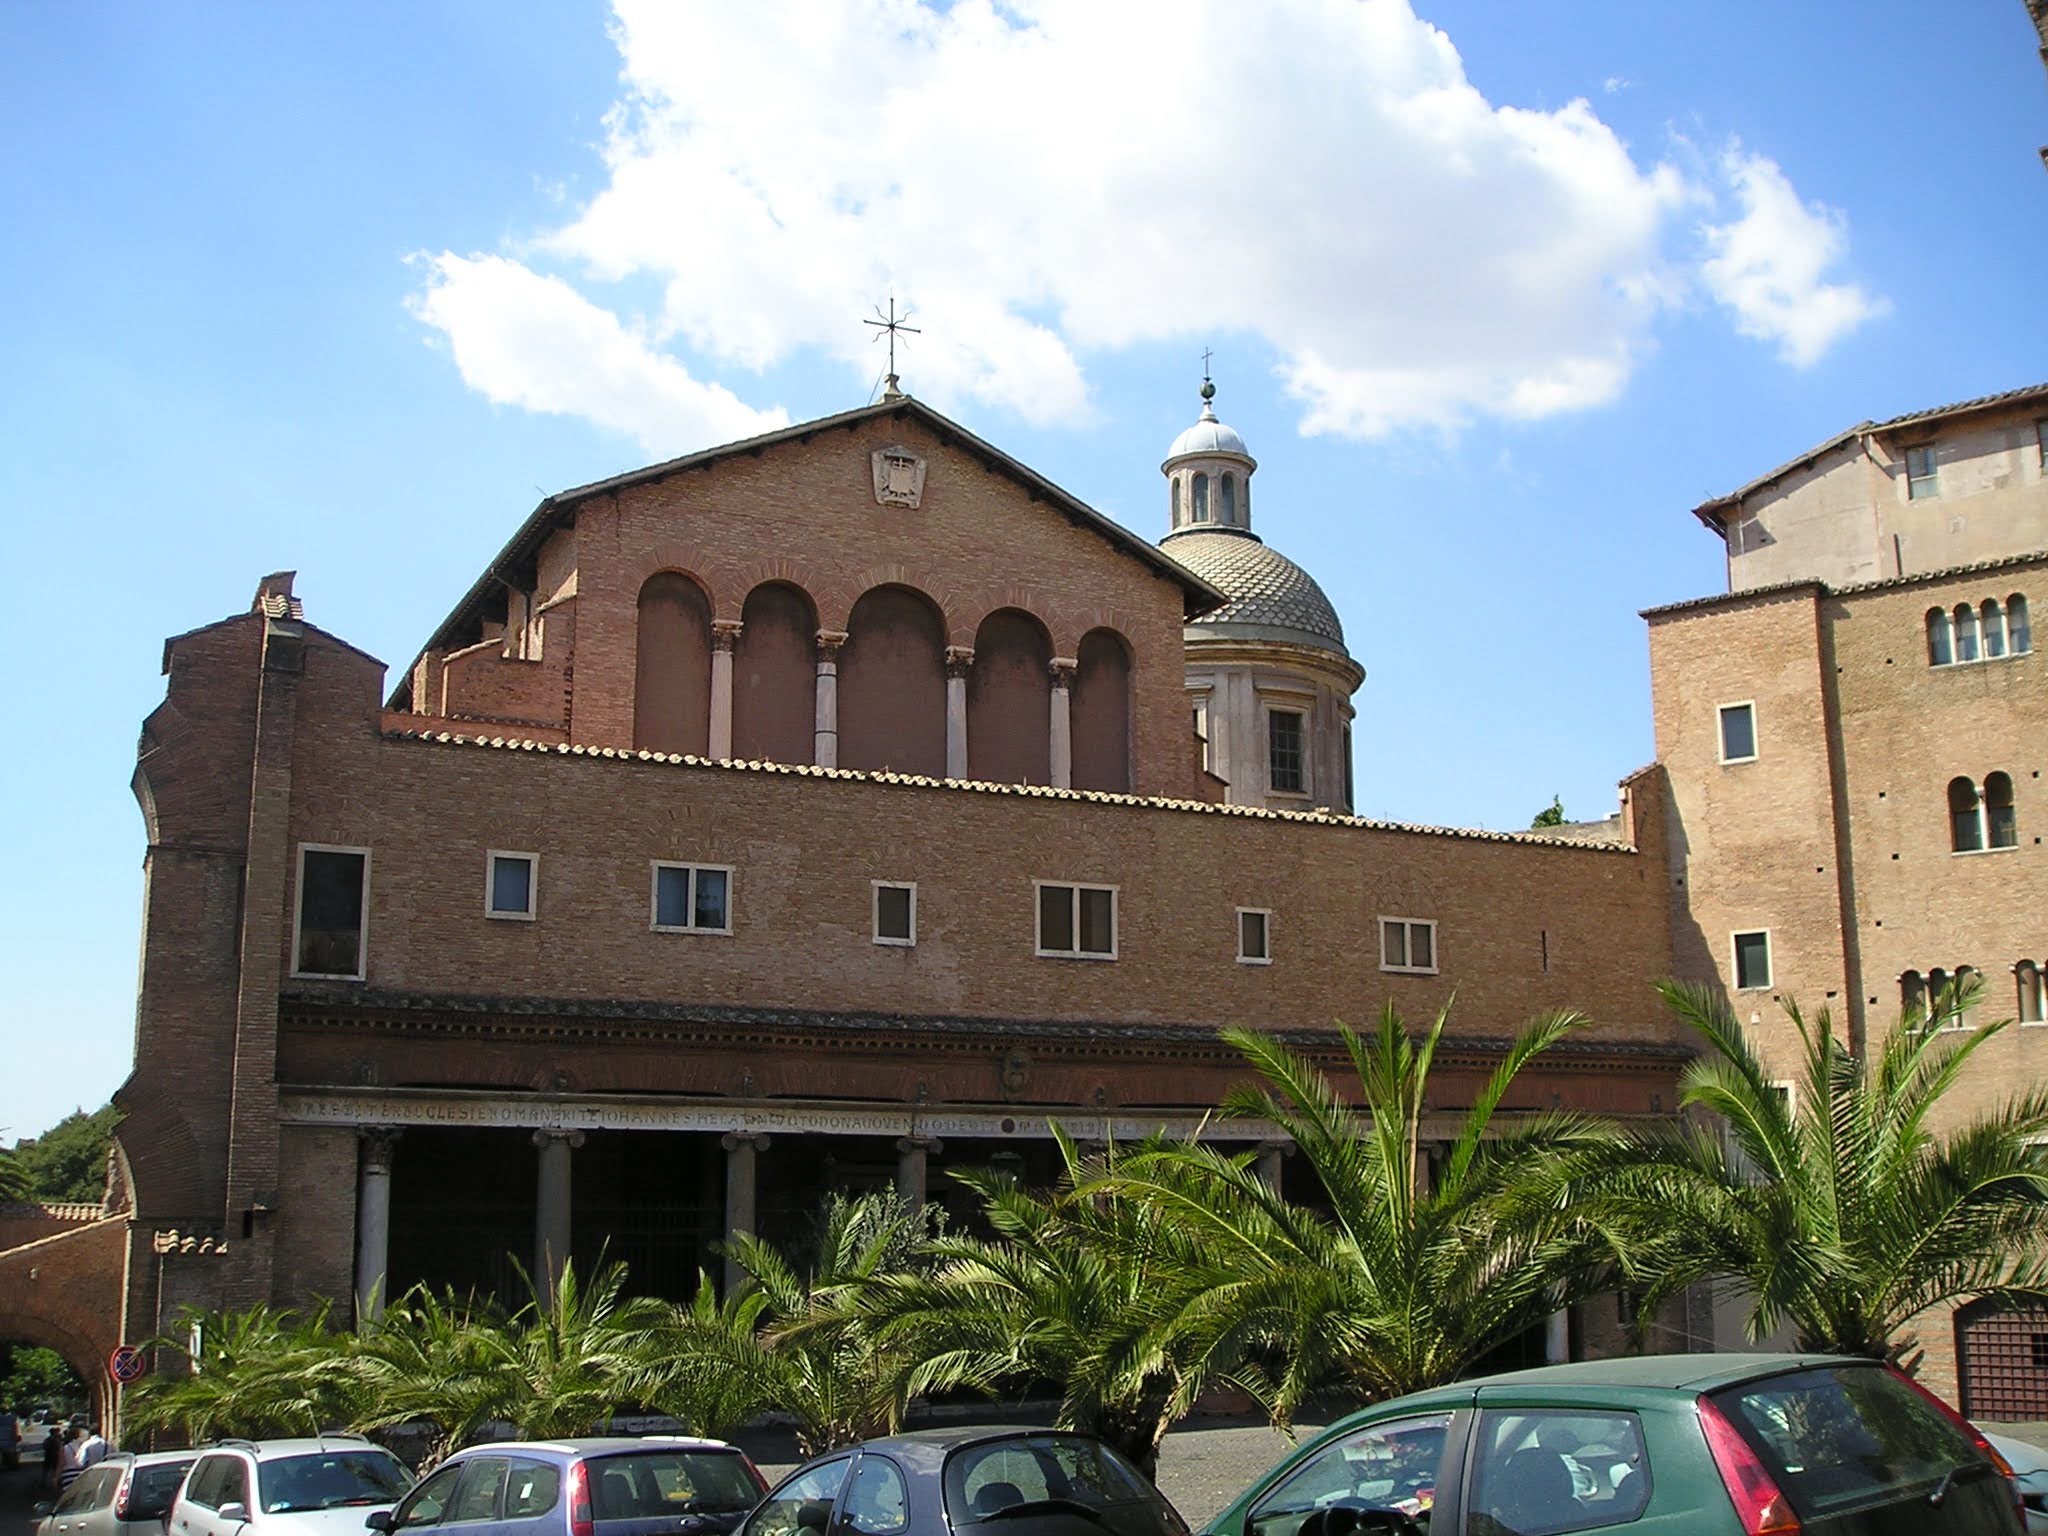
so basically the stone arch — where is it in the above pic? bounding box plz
[734,581,818,765]
[1072,627,1133,793]
[634,572,713,755]
[969,608,1053,785]
[840,585,947,776]
[0,1219,130,1434]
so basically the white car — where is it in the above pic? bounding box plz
[1984,1430,2048,1534]
[168,1437,413,1536]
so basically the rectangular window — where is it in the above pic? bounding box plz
[1380,916,1437,974]
[1268,709,1306,793]
[486,851,537,921]
[873,881,916,946]
[1905,443,1939,499]
[1036,882,1116,959]
[1237,908,1271,965]
[1718,701,1757,763]
[651,862,733,934]
[2037,419,2047,471]
[294,844,368,979]
[1733,929,1772,990]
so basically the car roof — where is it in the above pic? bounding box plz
[1454,1352,1864,1394]
[808,1427,1109,1477]
[453,1436,740,1458]
[199,1438,395,1459]
[119,1450,202,1469]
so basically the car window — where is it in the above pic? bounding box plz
[1710,1364,1993,1522]
[57,1466,118,1514]
[503,1462,561,1521]
[130,1461,200,1520]
[838,1455,909,1536]
[946,1434,1158,1526]
[220,1461,253,1512]
[259,1451,411,1513]
[449,1458,509,1524]
[184,1456,235,1512]
[590,1451,763,1520]
[1247,1414,1454,1536]
[743,1458,853,1536]
[393,1464,466,1529]
[1467,1410,1650,1536]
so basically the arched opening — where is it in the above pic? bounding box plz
[1900,969,1926,1024]
[840,585,947,777]
[2008,593,2032,654]
[968,609,1052,785]
[1191,474,1209,523]
[1982,599,2008,659]
[734,582,818,765]
[1949,777,1983,852]
[1953,602,1981,663]
[2019,961,2046,1025]
[1985,771,2017,848]
[1220,473,1237,525]
[1071,628,1132,793]
[1169,478,1181,529]
[634,572,713,755]
[1926,607,1952,666]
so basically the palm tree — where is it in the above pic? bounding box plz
[126,1301,363,1442]
[1617,979,2048,1363]
[859,1128,1250,1477]
[638,1270,780,1440]
[1100,1002,1622,1416]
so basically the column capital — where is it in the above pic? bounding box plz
[711,618,745,653]
[815,629,850,661]
[357,1125,404,1173]
[721,1131,772,1153]
[944,646,976,680]
[894,1135,944,1156]
[532,1128,586,1150]
[1048,657,1078,688]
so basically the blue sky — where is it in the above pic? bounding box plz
[2,1,2042,1144]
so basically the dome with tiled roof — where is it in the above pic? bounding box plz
[1161,528,1347,650]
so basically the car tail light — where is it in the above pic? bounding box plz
[1887,1365,2026,1523]
[569,1460,594,1536]
[1698,1395,1800,1535]
[113,1467,135,1522]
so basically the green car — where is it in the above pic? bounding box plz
[1200,1353,2025,1536]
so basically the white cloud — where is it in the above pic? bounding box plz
[410,1,1878,442]
[407,254,788,454]
[1700,146,1888,367]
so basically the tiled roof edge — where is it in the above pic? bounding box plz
[380,727,1641,854]
[1642,548,2048,620]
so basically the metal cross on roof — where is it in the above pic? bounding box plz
[865,294,922,398]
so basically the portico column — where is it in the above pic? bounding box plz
[354,1126,402,1325]
[1049,658,1076,788]
[709,619,743,759]
[1255,1138,1289,1193]
[1545,1306,1571,1364]
[944,648,974,779]
[895,1136,942,1204]
[814,631,848,768]
[532,1129,584,1307]
[722,1132,771,1292]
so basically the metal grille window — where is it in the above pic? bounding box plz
[1269,709,1305,793]
[1037,882,1116,959]
[651,862,733,933]
[1380,917,1437,974]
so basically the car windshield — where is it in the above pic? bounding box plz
[589,1451,763,1518]
[1709,1364,1990,1520]
[944,1435,1155,1526]
[129,1462,199,1520]
[258,1450,413,1512]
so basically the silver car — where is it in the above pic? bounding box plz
[169,1438,413,1536]
[36,1451,200,1536]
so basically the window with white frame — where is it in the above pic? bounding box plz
[1268,708,1306,794]
[1380,917,1437,974]
[873,881,916,946]
[294,844,369,979]
[1718,702,1757,764]
[1037,882,1116,959]
[486,851,537,920]
[1931,595,2031,665]
[1905,443,1939,499]
[651,862,732,934]
[1732,929,1771,990]
[2018,961,2046,1026]
[1237,908,1271,965]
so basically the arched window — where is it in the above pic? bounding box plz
[2009,594,2032,655]
[2017,961,2045,1025]
[839,585,947,777]
[1952,965,1979,1029]
[1950,777,1984,852]
[634,572,713,755]
[1982,599,2008,659]
[734,581,818,765]
[968,609,1052,785]
[1192,474,1209,522]
[1170,478,1181,528]
[1220,473,1237,525]
[1900,969,1927,1025]
[1071,628,1132,793]
[1985,771,2017,848]
[1926,607,1953,666]
[1927,967,1952,1031]
[1953,603,1981,663]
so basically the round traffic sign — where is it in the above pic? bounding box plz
[107,1345,146,1384]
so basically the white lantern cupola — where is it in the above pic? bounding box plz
[1162,378,1256,532]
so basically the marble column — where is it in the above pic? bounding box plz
[944,647,974,779]
[709,619,743,759]
[532,1129,584,1307]
[1545,1306,1571,1365]
[354,1126,402,1325]
[895,1136,942,1204]
[722,1132,771,1292]
[1049,658,1076,789]
[1255,1139,1289,1194]
[814,631,848,768]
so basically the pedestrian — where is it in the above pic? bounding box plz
[78,1424,108,1471]
[40,1423,60,1492]
[56,1425,84,1491]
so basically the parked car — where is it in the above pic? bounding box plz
[35,1451,200,1536]
[741,1428,1188,1536]
[368,1436,768,1536]
[1984,1430,2048,1534]
[1201,1352,2025,1536]
[170,1437,413,1536]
